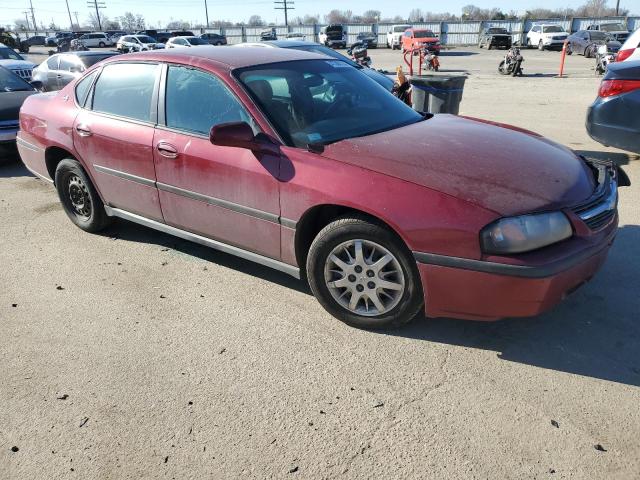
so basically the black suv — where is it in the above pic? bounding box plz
[200,32,227,45]
[478,27,512,49]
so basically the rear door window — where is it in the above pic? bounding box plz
[75,70,98,106]
[92,63,159,122]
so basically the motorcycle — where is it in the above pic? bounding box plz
[56,38,88,53]
[422,49,440,72]
[347,41,372,68]
[498,47,524,76]
[595,43,617,75]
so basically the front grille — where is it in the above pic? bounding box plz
[571,163,618,231]
[0,122,19,130]
[552,35,566,40]
[11,68,33,80]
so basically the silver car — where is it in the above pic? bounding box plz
[31,51,118,91]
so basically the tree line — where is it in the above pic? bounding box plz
[10,0,634,32]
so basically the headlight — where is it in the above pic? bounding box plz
[480,212,572,254]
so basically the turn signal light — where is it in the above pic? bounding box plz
[598,79,640,98]
[615,48,635,62]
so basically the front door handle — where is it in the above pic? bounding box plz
[75,125,92,137]
[157,142,178,159]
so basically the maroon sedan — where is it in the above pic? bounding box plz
[16,48,627,329]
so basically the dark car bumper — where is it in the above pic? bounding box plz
[587,91,640,154]
[489,36,512,47]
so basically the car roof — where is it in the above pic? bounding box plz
[108,46,328,69]
[171,36,198,40]
[249,40,313,48]
[58,51,118,57]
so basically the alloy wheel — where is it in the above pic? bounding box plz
[323,239,405,317]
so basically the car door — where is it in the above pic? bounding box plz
[44,55,59,90]
[73,61,164,221]
[56,55,83,90]
[152,64,282,259]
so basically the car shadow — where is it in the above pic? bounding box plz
[0,156,33,178]
[99,219,312,295]
[576,149,639,166]
[386,224,640,387]
[439,51,479,57]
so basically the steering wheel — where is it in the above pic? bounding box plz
[322,84,349,117]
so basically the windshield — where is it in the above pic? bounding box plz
[394,26,410,32]
[0,67,33,92]
[187,37,209,45]
[543,26,564,33]
[0,48,23,61]
[488,28,508,34]
[590,31,608,40]
[81,54,117,68]
[292,44,358,67]
[358,32,374,38]
[138,36,156,43]
[601,23,625,32]
[237,60,422,148]
[414,30,435,38]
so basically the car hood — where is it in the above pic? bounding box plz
[0,60,36,70]
[0,90,36,121]
[320,114,596,215]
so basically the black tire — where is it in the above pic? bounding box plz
[98,41,105,47]
[487,43,492,50]
[538,40,544,51]
[306,216,424,330]
[498,60,507,75]
[55,159,111,233]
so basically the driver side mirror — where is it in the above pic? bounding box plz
[210,122,280,155]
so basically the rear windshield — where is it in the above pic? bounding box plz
[138,36,155,43]
[600,23,625,32]
[81,54,117,68]
[187,37,209,45]
[414,30,435,38]
[543,26,564,33]
[488,28,509,34]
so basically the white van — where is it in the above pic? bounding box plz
[386,25,412,49]
[78,32,114,48]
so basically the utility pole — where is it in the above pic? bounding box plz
[74,12,80,28]
[87,0,106,31]
[29,0,37,34]
[65,0,74,31]
[204,0,210,27]
[274,0,294,27]
[22,11,30,31]
[615,0,620,15]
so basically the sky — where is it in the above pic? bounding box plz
[1,0,637,29]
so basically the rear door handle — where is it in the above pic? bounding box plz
[156,142,178,159]
[75,125,92,137]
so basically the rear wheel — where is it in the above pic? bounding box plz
[55,159,111,233]
[98,41,105,47]
[538,40,544,51]
[306,217,423,330]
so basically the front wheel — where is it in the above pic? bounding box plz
[538,40,544,51]
[498,60,508,75]
[55,159,111,233]
[306,217,424,329]
[98,41,105,47]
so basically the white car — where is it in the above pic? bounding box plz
[78,32,114,48]
[617,28,640,62]
[166,36,210,48]
[116,35,164,53]
[386,24,412,50]
[526,24,569,50]
[0,43,36,81]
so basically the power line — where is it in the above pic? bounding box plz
[274,0,294,26]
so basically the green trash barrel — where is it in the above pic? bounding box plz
[409,74,467,114]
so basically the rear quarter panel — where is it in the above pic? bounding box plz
[18,89,79,179]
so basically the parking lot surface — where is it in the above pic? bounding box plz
[2,46,639,479]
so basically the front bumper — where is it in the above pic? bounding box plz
[543,38,567,47]
[326,39,346,47]
[414,203,618,321]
